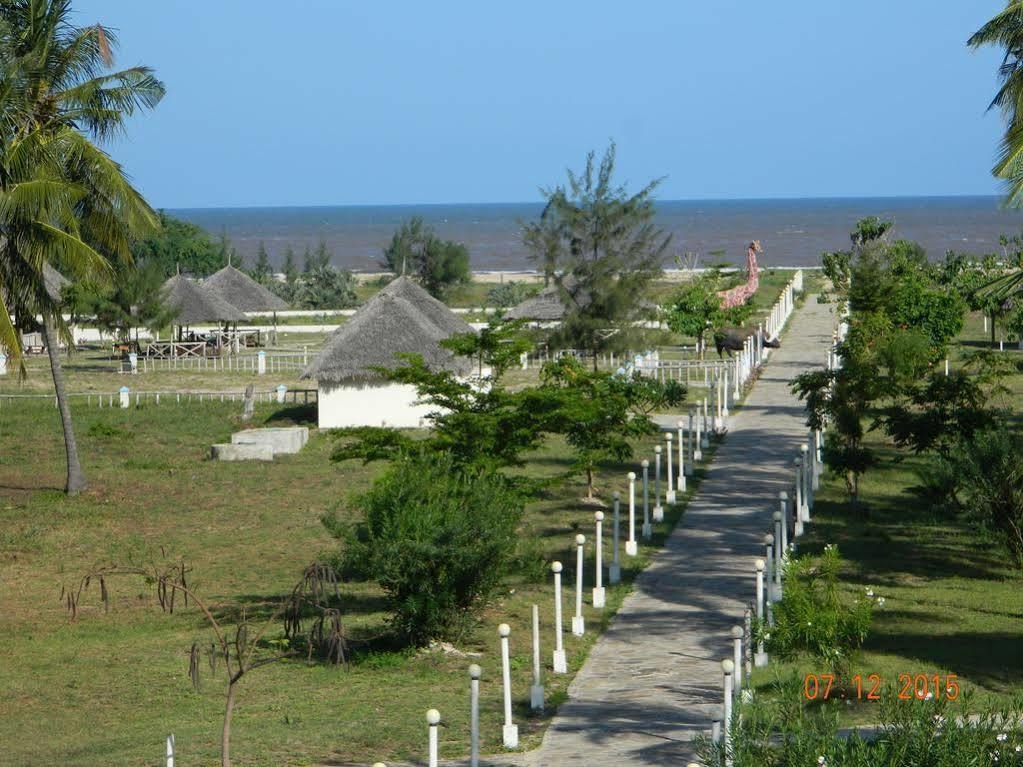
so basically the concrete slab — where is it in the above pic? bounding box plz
[211,442,274,461]
[230,426,309,455]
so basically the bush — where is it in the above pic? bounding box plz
[949,427,1023,569]
[762,545,878,674]
[487,281,538,308]
[700,680,1023,767]
[327,450,523,645]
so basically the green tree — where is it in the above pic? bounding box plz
[76,260,176,343]
[293,265,358,309]
[524,143,670,369]
[282,246,298,284]
[969,4,1023,205]
[251,241,271,282]
[301,243,314,274]
[541,356,685,499]
[382,217,471,297]
[0,0,164,494]
[662,270,752,357]
[325,451,523,645]
[133,212,225,277]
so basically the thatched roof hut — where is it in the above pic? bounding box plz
[506,278,590,321]
[204,265,288,312]
[42,264,70,302]
[302,277,473,384]
[162,274,247,325]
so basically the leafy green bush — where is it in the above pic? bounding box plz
[325,450,523,645]
[700,680,1023,767]
[486,281,538,308]
[762,546,877,674]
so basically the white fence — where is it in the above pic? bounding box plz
[0,385,318,410]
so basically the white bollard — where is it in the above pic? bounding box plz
[653,445,664,522]
[730,625,743,692]
[499,624,518,748]
[722,369,730,419]
[641,460,652,538]
[701,398,710,448]
[801,444,813,518]
[676,419,687,493]
[665,433,676,505]
[257,350,267,375]
[778,491,790,552]
[944,358,949,376]
[551,562,567,673]
[276,384,287,404]
[470,664,482,763]
[687,408,698,470]
[572,534,586,636]
[593,513,606,608]
[530,607,543,710]
[609,492,621,584]
[754,559,769,667]
[626,472,638,556]
[692,407,703,462]
[722,659,734,762]
[119,386,130,409]
[166,734,174,767]
[772,512,784,599]
[764,533,775,604]
[743,608,753,677]
[794,457,805,530]
[427,709,440,767]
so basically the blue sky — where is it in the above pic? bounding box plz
[75,1,1007,208]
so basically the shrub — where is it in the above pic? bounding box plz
[700,681,1023,767]
[487,281,538,308]
[328,450,523,645]
[762,545,877,675]
[949,427,1023,569]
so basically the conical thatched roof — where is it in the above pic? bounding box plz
[43,263,70,302]
[204,265,288,312]
[376,276,470,335]
[506,278,589,321]
[303,278,473,384]
[162,274,247,325]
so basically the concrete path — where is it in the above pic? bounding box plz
[525,296,836,766]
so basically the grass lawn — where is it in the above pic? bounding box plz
[746,307,1023,722]
[0,392,722,766]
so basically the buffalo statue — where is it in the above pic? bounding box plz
[713,328,780,358]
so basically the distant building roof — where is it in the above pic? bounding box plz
[162,274,247,324]
[302,276,474,384]
[203,265,288,312]
[506,278,588,321]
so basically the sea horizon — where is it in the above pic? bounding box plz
[169,194,1022,272]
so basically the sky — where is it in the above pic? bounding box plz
[74,0,1008,209]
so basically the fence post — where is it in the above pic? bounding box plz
[626,472,638,556]
[593,512,606,608]
[119,386,130,409]
[499,624,518,748]
[530,606,543,710]
[551,562,567,673]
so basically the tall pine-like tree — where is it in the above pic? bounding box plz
[525,143,670,368]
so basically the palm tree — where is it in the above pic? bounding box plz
[969,2,1023,205]
[0,0,164,494]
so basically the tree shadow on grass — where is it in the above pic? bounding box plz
[264,403,317,426]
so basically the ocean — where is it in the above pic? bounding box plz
[169,196,1023,273]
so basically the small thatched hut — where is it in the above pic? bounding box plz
[203,265,289,312]
[506,278,589,322]
[302,277,474,428]
[162,274,246,339]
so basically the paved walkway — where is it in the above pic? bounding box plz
[525,296,836,766]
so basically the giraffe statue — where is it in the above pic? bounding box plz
[717,240,762,309]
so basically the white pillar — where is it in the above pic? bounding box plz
[529,606,543,710]
[793,458,805,533]
[593,513,606,608]
[119,386,130,409]
[551,562,567,673]
[778,492,789,552]
[773,512,784,600]
[626,472,638,556]
[730,626,743,692]
[257,350,267,375]
[470,664,482,763]
[664,432,676,504]
[499,624,518,748]
[801,444,813,519]
[701,398,710,448]
[721,369,730,419]
[692,408,703,462]
[687,409,697,472]
[427,709,440,767]
[676,420,686,493]
[572,535,586,636]
[764,533,775,606]
[653,445,664,522]
[166,734,174,767]
[276,384,287,403]
[754,559,768,667]
[722,659,734,763]
[609,492,621,584]
[733,354,741,398]
[641,460,652,538]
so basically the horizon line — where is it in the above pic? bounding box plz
[164,192,1008,213]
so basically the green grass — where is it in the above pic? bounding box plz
[0,392,722,766]
[747,307,1023,722]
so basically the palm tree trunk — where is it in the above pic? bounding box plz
[42,320,86,495]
